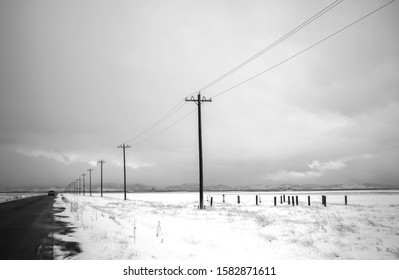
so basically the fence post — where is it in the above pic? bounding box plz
[308,195,311,206]
[283,195,286,202]
[259,195,261,204]
[280,196,283,204]
[292,196,295,207]
[288,196,291,205]
[274,196,277,206]
[237,195,240,204]
[345,195,347,205]
[256,195,258,206]
[223,194,225,203]
[296,196,299,205]
[210,197,213,207]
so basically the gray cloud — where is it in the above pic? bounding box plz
[1,0,398,189]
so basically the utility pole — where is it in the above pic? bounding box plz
[78,177,82,195]
[76,179,79,195]
[117,144,131,201]
[81,173,86,196]
[87,168,94,196]
[185,92,212,210]
[97,160,106,197]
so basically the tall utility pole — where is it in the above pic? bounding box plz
[87,168,94,196]
[97,160,106,197]
[117,144,131,201]
[78,177,82,195]
[81,173,86,196]
[185,92,212,210]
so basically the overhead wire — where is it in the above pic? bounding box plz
[210,0,397,99]
[124,100,187,144]
[120,0,343,146]
[132,107,198,146]
[196,0,343,93]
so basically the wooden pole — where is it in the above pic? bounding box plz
[308,195,311,206]
[237,195,240,204]
[274,196,277,206]
[223,194,225,203]
[185,93,211,210]
[345,195,348,205]
[296,196,298,205]
[256,195,258,205]
[288,196,291,205]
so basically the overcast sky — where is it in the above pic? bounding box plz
[0,0,398,189]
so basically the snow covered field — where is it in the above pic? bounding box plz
[54,191,399,260]
[0,193,42,204]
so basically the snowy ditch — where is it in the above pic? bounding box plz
[53,191,399,260]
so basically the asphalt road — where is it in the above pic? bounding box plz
[0,195,56,260]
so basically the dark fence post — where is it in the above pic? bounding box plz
[292,196,295,207]
[283,195,286,202]
[274,196,277,206]
[345,195,347,205]
[210,197,213,206]
[296,196,299,205]
[223,194,225,203]
[322,195,327,207]
[288,196,291,205]
[237,195,240,204]
[280,196,283,204]
[308,196,311,206]
[256,195,258,206]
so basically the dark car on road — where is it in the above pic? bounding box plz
[47,191,56,196]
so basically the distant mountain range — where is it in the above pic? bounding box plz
[160,183,399,192]
[1,182,398,193]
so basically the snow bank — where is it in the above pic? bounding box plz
[0,193,42,204]
[53,191,399,260]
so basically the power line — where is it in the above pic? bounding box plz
[124,100,187,144]
[211,0,397,99]
[119,1,342,146]
[132,107,197,146]
[197,0,343,93]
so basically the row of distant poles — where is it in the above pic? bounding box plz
[66,93,211,208]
